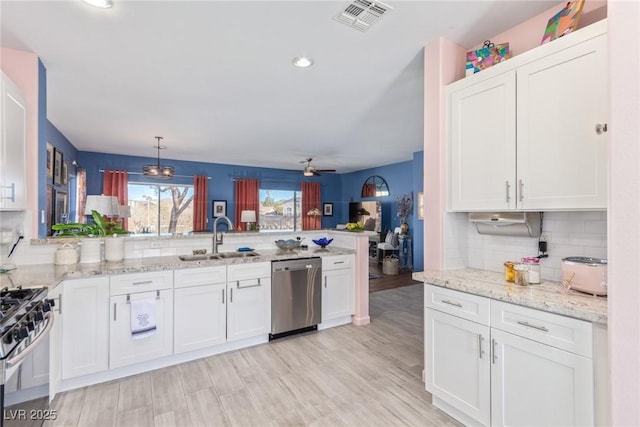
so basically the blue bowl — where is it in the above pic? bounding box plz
[312,238,333,247]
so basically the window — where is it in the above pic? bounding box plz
[128,183,194,235]
[259,189,301,231]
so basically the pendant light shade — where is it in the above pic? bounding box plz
[143,136,175,178]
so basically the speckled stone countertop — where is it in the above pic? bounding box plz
[413,268,608,324]
[0,247,354,291]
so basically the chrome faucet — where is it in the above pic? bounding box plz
[213,215,234,254]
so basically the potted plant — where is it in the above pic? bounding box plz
[396,193,414,235]
[51,210,128,236]
[52,210,129,263]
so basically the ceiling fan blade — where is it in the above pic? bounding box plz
[315,169,336,173]
[313,170,322,176]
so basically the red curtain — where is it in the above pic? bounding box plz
[302,181,321,230]
[193,175,208,231]
[103,169,128,229]
[234,179,259,231]
[362,183,377,197]
[77,169,87,223]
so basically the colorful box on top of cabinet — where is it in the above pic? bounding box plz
[465,41,510,76]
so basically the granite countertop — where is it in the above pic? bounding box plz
[413,268,608,324]
[0,247,354,291]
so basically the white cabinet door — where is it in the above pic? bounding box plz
[62,277,110,379]
[322,268,355,321]
[425,308,491,426]
[516,34,608,210]
[491,328,594,427]
[110,289,173,369]
[227,277,271,342]
[0,72,27,211]
[48,286,63,402]
[174,283,226,353]
[448,71,517,211]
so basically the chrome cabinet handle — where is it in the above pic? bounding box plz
[517,320,549,332]
[132,280,153,286]
[1,183,15,202]
[595,123,608,134]
[236,279,262,289]
[505,181,511,203]
[113,303,117,321]
[492,339,497,364]
[324,276,327,288]
[222,289,225,304]
[478,334,484,359]
[518,179,524,202]
[230,288,233,303]
[441,299,462,308]
[334,261,345,265]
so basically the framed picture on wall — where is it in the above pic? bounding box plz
[46,143,54,180]
[62,161,69,185]
[212,200,227,218]
[53,148,63,186]
[46,186,53,236]
[323,203,333,216]
[54,190,68,225]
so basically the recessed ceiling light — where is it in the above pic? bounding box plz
[82,0,113,9]
[292,56,314,68]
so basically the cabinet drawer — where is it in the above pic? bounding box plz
[491,300,593,358]
[227,262,270,282]
[425,285,490,325]
[110,270,173,295]
[322,255,353,271]
[174,266,226,288]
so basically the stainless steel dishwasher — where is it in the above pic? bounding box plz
[270,257,321,340]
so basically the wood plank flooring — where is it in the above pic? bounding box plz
[46,284,460,427]
[369,261,421,293]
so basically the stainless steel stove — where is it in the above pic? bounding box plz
[0,287,54,427]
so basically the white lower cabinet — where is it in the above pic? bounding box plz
[491,328,594,426]
[109,272,174,369]
[227,263,271,341]
[425,309,490,426]
[425,284,596,427]
[61,277,110,379]
[321,255,355,322]
[174,267,227,353]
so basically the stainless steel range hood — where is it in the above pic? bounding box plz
[468,212,541,237]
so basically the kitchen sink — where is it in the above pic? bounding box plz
[178,254,222,261]
[217,251,260,258]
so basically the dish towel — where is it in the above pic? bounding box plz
[130,298,157,340]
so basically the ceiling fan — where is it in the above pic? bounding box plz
[301,158,336,176]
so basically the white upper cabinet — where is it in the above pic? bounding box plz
[516,34,608,210]
[448,21,608,211]
[0,72,27,211]
[449,72,517,211]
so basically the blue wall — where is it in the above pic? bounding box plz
[37,60,47,237]
[78,151,343,230]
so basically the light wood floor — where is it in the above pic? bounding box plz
[368,261,421,293]
[47,284,460,427]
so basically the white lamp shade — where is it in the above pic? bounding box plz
[85,195,119,216]
[240,210,256,223]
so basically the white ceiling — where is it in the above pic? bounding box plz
[1,0,558,174]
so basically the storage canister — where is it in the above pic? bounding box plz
[503,261,516,282]
[514,263,529,286]
[521,257,541,284]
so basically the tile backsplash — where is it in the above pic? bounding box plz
[467,211,607,282]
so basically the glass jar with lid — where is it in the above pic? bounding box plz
[521,257,541,284]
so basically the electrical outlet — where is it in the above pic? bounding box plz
[540,232,551,242]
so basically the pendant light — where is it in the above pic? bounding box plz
[143,136,175,178]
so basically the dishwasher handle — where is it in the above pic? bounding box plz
[273,264,317,273]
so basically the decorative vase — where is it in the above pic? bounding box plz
[400,221,409,235]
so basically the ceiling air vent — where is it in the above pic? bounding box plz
[334,0,392,32]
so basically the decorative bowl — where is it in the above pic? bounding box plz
[312,238,333,248]
[275,239,302,251]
